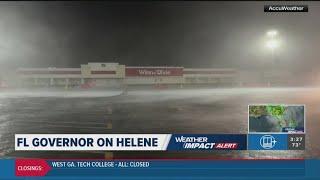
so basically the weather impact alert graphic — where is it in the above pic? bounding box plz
[167,134,246,150]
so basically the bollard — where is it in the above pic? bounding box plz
[105,106,113,159]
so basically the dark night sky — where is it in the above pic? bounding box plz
[0,1,319,72]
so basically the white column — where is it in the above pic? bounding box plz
[50,78,54,86]
[65,78,69,89]
[34,78,38,85]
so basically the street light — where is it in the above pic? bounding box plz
[264,30,280,87]
[265,30,280,56]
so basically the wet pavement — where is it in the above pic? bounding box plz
[0,88,318,159]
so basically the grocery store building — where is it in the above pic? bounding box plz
[16,62,238,88]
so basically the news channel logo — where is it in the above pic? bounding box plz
[264,5,308,12]
[259,135,277,149]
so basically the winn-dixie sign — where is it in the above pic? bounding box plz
[126,67,183,76]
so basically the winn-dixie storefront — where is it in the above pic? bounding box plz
[15,63,238,88]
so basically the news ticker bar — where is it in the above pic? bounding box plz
[15,134,305,151]
[264,5,308,12]
[12,159,307,178]
[4,159,320,178]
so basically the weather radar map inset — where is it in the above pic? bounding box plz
[249,105,305,133]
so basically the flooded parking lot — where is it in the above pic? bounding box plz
[0,88,318,159]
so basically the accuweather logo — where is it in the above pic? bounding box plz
[264,5,308,12]
[260,135,277,149]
